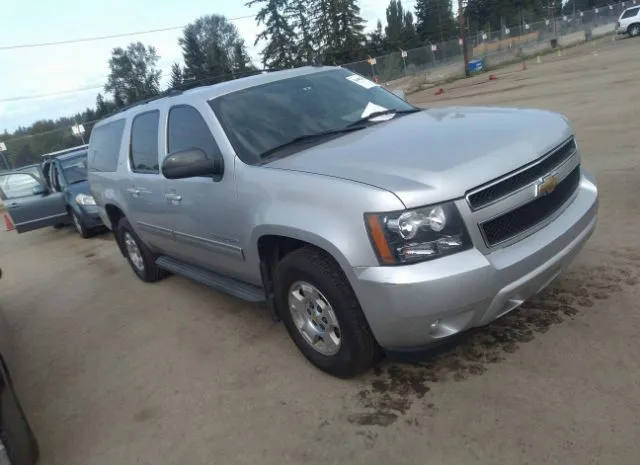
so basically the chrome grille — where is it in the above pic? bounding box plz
[467,138,577,210]
[480,166,581,247]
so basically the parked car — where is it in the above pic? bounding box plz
[0,267,40,464]
[616,5,640,37]
[0,145,103,238]
[13,164,41,182]
[88,66,598,378]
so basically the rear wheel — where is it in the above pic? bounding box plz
[115,217,166,283]
[629,24,640,37]
[274,246,381,378]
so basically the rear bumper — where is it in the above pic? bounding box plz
[350,170,598,349]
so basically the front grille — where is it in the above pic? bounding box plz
[481,166,581,247]
[467,138,577,210]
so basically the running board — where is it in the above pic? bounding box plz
[155,256,265,303]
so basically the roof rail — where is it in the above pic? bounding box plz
[41,144,89,159]
[111,89,184,116]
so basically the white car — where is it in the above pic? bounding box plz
[616,6,640,37]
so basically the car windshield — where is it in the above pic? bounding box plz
[60,153,88,184]
[209,68,416,164]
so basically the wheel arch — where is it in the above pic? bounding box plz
[253,227,358,321]
[104,203,127,256]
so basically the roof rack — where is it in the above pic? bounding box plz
[41,144,89,159]
[100,67,278,121]
[111,89,184,116]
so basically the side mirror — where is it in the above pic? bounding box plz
[162,148,224,180]
[32,184,47,196]
[392,89,406,101]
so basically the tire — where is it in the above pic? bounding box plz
[115,217,166,283]
[274,246,381,378]
[71,210,92,239]
[630,24,640,37]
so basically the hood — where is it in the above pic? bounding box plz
[266,106,573,208]
[64,179,91,197]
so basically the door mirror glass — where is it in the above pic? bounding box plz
[392,89,406,101]
[32,184,47,196]
[162,148,224,180]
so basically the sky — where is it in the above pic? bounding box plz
[0,0,402,133]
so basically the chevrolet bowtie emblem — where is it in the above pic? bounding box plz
[536,174,559,197]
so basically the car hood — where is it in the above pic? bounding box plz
[266,106,573,208]
[64,179,91,196]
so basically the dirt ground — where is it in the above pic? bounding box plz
[2,36,640,465]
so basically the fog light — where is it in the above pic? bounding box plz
[429,319,440,334]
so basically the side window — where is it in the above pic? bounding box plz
[130,111,160,174]
[167,105,221,159]
[88,119,126,173]
[622,7,640,18]
[0,174,40,200]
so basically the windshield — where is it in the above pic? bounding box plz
[60,152,88,184]
[209,68,416,164]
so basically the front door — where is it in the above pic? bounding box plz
[0,172,68,233]
[162,104,246,279]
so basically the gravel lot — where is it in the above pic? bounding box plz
[2,35,639,465]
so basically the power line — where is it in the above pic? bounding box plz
[0,0,418,52]
[0,14,256,51]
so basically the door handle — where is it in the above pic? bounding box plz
[164,193,182,202]
[126,187,141,198]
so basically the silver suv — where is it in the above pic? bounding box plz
[88,66,598,378]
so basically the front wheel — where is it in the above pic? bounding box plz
[274,246,381,378]
[629,24,640,37]
[71,210,92,238]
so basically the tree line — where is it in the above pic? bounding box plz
[1,0,618,167]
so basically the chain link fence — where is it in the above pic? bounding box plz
[343,0,632,84]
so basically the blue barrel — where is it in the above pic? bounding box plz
[467,59,484,74]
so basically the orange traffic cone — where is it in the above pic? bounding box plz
[3,213,15,232]
[434,88,444,95]
[489,74,497,80]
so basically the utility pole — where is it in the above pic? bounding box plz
[550,0,558,39]
[458,0,470,77]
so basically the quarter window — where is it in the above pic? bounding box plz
[88,119,125,173]
[130,111,160,173]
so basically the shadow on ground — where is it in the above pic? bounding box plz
[347,247,640,427]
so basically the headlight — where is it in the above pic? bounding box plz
[75,193,96,206]
[365,202,472,265]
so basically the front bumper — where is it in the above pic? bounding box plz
[350,170,598,349]
[77,205,104,229]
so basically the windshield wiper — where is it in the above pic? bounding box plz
[259,126,366,159]
[347,108,422,127]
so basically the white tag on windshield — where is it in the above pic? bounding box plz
[360,102,394,120]
[346,74,379,89]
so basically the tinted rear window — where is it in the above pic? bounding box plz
[130,111,160,174]
[88,119,125,172]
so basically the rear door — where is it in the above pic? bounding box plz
[0,171,68,233]
[124,109,173,252]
